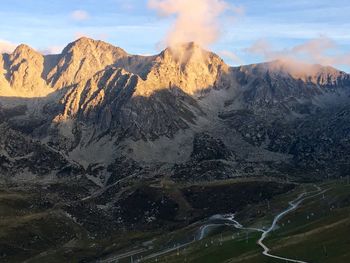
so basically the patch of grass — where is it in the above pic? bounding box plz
[143,230,262,263]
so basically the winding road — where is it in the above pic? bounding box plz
[224,185,328,263]
[100,185,327,263]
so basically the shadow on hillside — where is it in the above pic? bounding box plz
[0,70,233,142]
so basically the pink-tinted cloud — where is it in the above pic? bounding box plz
[0,39,17,54]
[148,0,242,48]
[245,39,274,58]
[74,32,91,40]
[246,36,350,68]
[71,10,90,21]
[218,50,243,64]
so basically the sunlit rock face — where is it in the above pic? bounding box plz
[56,66,201,141]
[0,37,350,184]
[54,42,231,143]
[133,42,231,96]
[0,44,52,97]
[0,38,128,98]
[47,37,128,89]
[0,55,13,96]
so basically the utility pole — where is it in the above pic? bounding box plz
[323,244,328,257]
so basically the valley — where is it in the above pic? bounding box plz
[124,180,349,263]
[1,178,349,263]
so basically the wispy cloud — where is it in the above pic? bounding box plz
[71,10,90,21]
[74,32,91,39]
[218,50,243,64]
[0,39,17,54]
[0,0,348,71]
[246,36,350,68]
[40,46,64,55]
[115,0,134,10]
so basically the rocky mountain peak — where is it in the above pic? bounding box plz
[61,37,125,55]
[47,37,128,89]
[10,44,44,70]
[160,42,222,67]
[12,44,40,57]
[64,37,94,48]
[2,43,52,97]
[134,42,230,96]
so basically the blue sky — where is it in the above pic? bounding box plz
[0,0,349,71]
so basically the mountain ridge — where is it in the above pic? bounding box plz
[1,37,349,97]
[0,37,350,186]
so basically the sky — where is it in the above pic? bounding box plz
[0,0,349,72]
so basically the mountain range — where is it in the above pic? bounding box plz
[1,37,350,262]
[1,37,349,185]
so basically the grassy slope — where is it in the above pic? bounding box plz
[0,188,157,263]
[1,180,349,263]
[266,181,350,263]
[143,180,350,263]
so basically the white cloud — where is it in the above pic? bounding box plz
[40,46,64,55]
[71,10,90,21]
[0,39,17,54]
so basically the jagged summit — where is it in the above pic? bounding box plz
[160,42,223,64]
[12,44,40,56]
[45,38,128,89]
[2,43,51,97]
[61,37,127,55]
[131,41,230,96]
[64,37,99,47]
